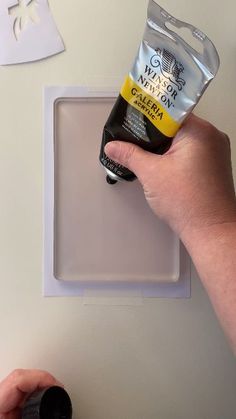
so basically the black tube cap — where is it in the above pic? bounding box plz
[22,386,72,419]
[106,175,117,185]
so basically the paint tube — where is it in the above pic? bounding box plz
[100,0,220,183]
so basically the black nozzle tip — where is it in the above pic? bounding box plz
[106,175,117,185]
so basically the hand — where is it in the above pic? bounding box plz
[106,114,236,353]
[105,114,236,242]
[0,369,63,419]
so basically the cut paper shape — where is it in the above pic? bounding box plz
[9,0,40,41]
[0,0,65,65]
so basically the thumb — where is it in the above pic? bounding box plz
[105,141,159,181]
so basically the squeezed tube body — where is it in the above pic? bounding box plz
[100,94,172,181]
[100,1,220,182]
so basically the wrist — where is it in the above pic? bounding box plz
[180,209,236,254]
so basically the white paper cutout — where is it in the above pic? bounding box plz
[0,0,65,65]
[9,0,40,41]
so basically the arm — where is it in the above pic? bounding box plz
[182,221,236,352]
[105,114,236,354]
[0,369,63,419]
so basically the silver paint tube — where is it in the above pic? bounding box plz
[100,0,220,183]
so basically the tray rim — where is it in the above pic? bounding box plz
[43,86,191,298]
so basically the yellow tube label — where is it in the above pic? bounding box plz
[120,75,180,138]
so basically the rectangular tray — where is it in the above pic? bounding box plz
[53,95,179,282]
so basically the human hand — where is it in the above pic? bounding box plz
[105,114,236,243]
[0,369,63,419]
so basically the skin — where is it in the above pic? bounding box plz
[105,114,236,354]
[0,369,63,419]
[0,115,235,415]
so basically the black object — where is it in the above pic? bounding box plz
[106,175,117,185]
[22,386,72,419]
[100,95,173,182]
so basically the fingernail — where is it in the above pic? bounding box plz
[105,142,120,160]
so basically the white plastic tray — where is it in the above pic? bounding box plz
[44,87,191,297]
